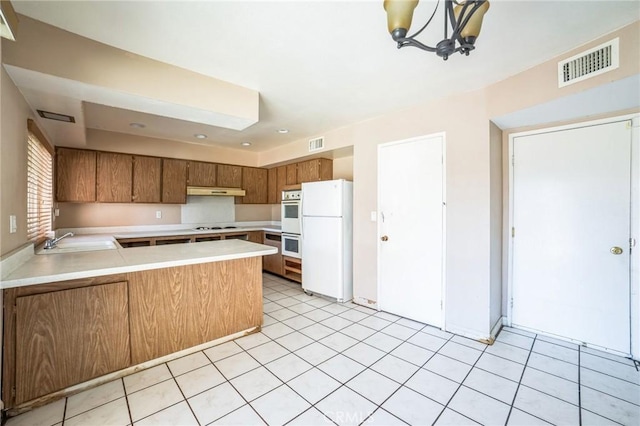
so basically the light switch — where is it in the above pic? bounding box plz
[9,215,17,233]
[370,211,377,222]
[156,210,162,219]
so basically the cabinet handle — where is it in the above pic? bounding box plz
[381,235,389,242]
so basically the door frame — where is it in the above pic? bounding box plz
[376,132,447,329]
[507,113,640,358]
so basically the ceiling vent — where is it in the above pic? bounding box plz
[308,136,325,152]
[558,38,619,88]
[37,110,76,123]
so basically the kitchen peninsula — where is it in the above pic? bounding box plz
[1,239,276,413]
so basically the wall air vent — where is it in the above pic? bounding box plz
[309,136,325,152]
[558,38,619,88]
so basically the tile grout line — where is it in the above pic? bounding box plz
[578,344,582,426]
[504,334,540,425]
[61,394,68,426]
[429,336,489,425]
[121,378,135,426]
[201,345,272,426]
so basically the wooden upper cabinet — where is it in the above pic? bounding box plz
[267,168,278,204]
[56,148,96,202]
[242,167,268,204]
[276,166,287,203]
[162,159,188,204]
[96,152,133,203]
[132,156,162,203]
[286,164,298,185]
[297,159,333,184]
[217,164,242,188]
[15,282,130,404]
[188,161,217,187]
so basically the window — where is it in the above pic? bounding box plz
[26,130,53,242]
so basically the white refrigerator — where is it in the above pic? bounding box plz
[301,179,353,302]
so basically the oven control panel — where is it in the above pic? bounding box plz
[282,190,301,201]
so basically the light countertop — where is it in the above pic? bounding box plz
[2,240,277,289]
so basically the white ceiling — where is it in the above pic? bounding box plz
[9,0,640,152]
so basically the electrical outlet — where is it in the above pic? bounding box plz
[54,208,60,217]
[9,215,17,233]
[155,210,162,219]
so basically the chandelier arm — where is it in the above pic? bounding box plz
[408,0,440,39]
[447,0,467,39]
[450,1,484,43]
[395,37,438,52]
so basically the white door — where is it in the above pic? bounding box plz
[378,134,444,326]
[512,120,631,353]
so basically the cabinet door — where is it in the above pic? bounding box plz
[267,168,277,204]
[133,156,162,203]
[242,167,268,204]
[297,159,333,183]
[286,164,298,185]
[56,148,96,202]
[162,159,187,204]
[15,282,130,404]
[96,152,132,202]
[318,158,334,181]
[217,164,243,187]
[263,233,283,275]
[128,259,262,364]
[297,160,315,183]
[188,161,217,187]
[248,231,263,244]
[276,166,287,203]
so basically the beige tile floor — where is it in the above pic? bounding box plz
[6,273,640,425]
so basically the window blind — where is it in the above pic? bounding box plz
[27,132,53,242]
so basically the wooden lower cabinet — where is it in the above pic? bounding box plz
[127,258,262,364]
[263,232,283,276]
[247,231,263,244]
[283,256,302,283]
[13,281,130,405]
[3,258,264,410]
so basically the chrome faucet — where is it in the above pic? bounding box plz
[43,232,74,250]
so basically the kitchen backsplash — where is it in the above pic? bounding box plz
[181,196,235,224]
[55,197,280,229]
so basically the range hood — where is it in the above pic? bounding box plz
[187,186,246,196]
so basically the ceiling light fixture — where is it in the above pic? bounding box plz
[194,134,207,139]
[277,129,289,134]
[241,142,252,146]
[384,0,490,60]
[129,122,146,128]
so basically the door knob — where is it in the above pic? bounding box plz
[610,246,623,255]
[381,235,389,242]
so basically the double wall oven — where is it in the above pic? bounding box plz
[281,190,302,258]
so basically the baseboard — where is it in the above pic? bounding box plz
[445,324,491,343]
[352,296,378,310]
[489,316,504,343]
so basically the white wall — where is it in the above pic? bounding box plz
[489,122,503,331]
